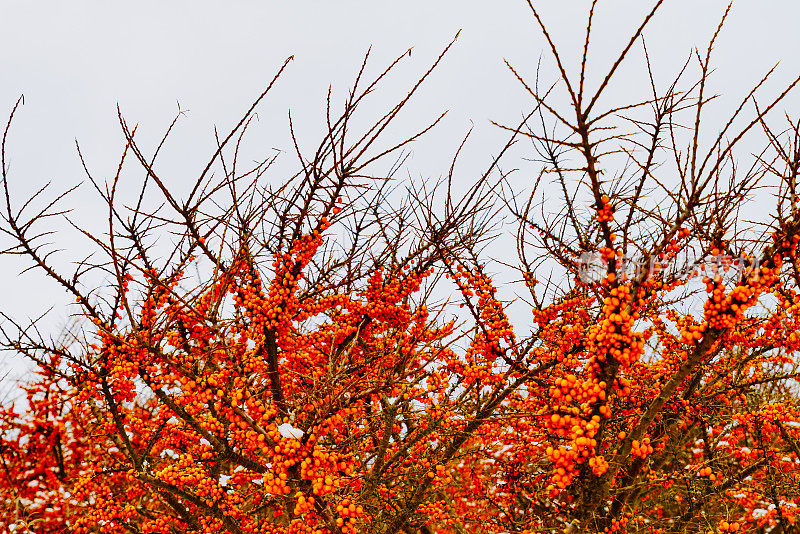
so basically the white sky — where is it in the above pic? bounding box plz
[0,1,798,370]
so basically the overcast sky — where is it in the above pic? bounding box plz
[1,1,798,359]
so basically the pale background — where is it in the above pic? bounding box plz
[1,1,798,386]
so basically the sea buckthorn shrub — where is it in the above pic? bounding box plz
[2,3,800,534]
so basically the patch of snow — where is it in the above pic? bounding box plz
[278,422,304,439]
